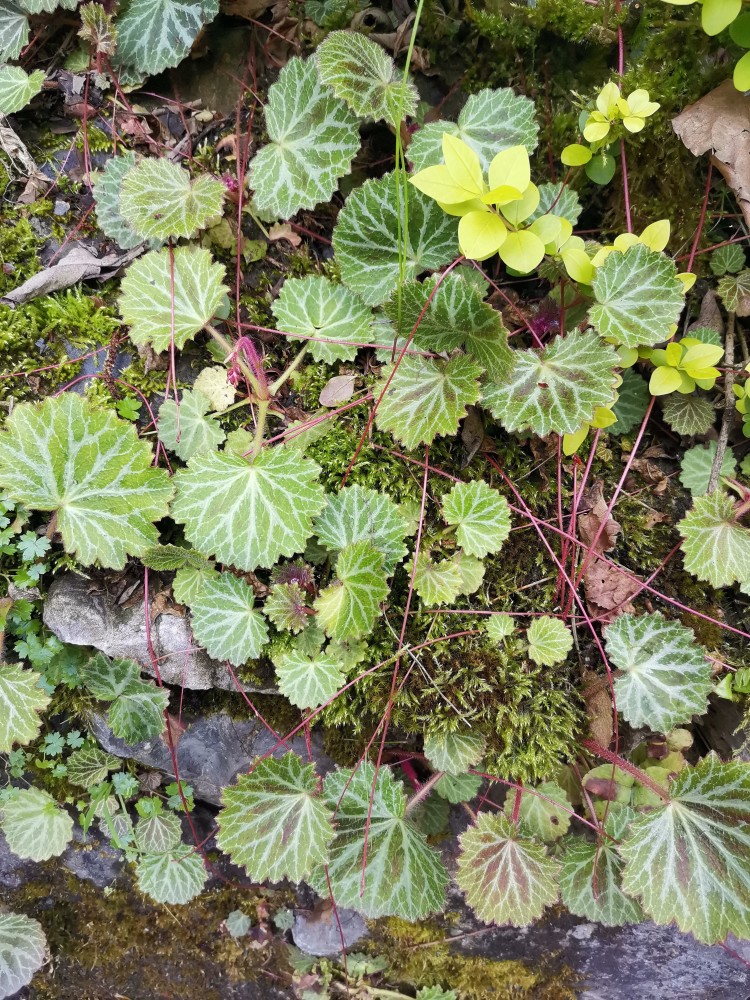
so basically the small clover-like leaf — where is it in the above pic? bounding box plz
[315,540,387,641]
[66,746,120,788]
[526,616,573,666]
[0,787,74,861]
[275,649,345,709]
[0,3,30,62]
[188,571,268,666]
[0,912,47,1000]
[0,395,173,569]
[248,56,359,220]
[316,30,418,126]
[589,245,685,348]
[662,393,716,437]
[411,551,463,606]
[173,446,325,572]
[135,848,207,904]
[120,159,225,241]
[157,388,226,461]
[503,782,571,841]
[0,65,44,115]
[217,752,334,882]
[0,664,49,753]
[119,245,228,351]
[603,612,712,732]
[313,484,410,573]
[482,331,619,437]
[678,490,750,588]
[442,480,511,559]
[272,275,372,363]
[135,812,182,854]
[92,152,144,250]
[456,812,559,926]
[679,441,737,496]
[115,0,219,76]
[424,728,486,775]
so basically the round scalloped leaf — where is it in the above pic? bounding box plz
[0,664,49,753]
[442,480,511,559]
[248,56,359,220]
[527,616,573,666]
[453,551,485,595]
[717,269,750,313]
[678,490,750,588]
[0,912,47,999]
[115,0,219,76]
[424,728,486,775]
[315,540,387,641]
[560,806,644,926]
[411,551,463,606]
[661,393,716,437]
[408,88,538,172]
[589,245,685,348]
[272,275,372,363]
[485,614,514,641]
[310,761,448,920]
[119,245,228,351]
[416,989,456,1000]
[333,172,458,306]
[135,848,207,904]
[80,653,143,700]
[679,442,737,496]
[528,182,582,227]
[375,354,482,451]
[92,152,144,250]
[316,30,418,127]
[0,395,173,569]
[456,812,559,926]
[66,746,120,788]
[120,159,225,242]
[0,3,30,62]
[313,484,410,573]
[503,782,572,842]
[604,611,712,732]
[108,682,168,744]
[0,65,43,115]
[1,787,74,861]
[710,243,745,276]
[275,649,345,709]
[217,753,334,882]
[435,773,482,804]
[188,571,268,666]
[158,389,225,461]
[192,366,235,411]
[482,331,619,437]
[135,811,182,854]
[620,754,750,943]
[173,447,324,571]
[610,369,649,435]
[173,565,219,605]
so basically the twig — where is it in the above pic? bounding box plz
[708,311,736,495]
[404,770,445,816]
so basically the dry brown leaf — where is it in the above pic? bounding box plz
[688,289,724,337]
[583,560,641,623]
[629,458,669,494]
[268,222,301,247]
[582,669,614,749]
[578,481,621,555]
[319,374,356,407]
[149,589,184,625]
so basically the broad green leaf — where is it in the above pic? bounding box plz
[482,331,619,437]
[188,571,268,666]
[80,652,142,700]
[0,65,43,115]
[0,787,73,861]
[310,762,448,920]
[526,616,573,666]
[408,88,538,173]
[120,159,225,241]
[442,480,511,559]
[272,275,371,363]
[173,447,325,571]
[528,182,582,227]
[589,245,685,348]
[173,565,220,606]
[662,393,716,436]
[135,848,207,904]
[620,754,750,943]
[217,753,334,882]
[108,683,168,744]
[0,395,173,569]
[275,649,345,709]
[315,540,387,641]
[0,912,47,1000]
[435,773,483,804]
[0,2,29,62]
[141,543,211,572]
[710,243,745,276]
[560,806,644,926]
[604,611,712,732]
[424,728,486,775]
[0,664,49,753]
[313,484,410,573]
[20,0,79,10]
[717,269,750,313]
[503,782,571,841]
[610,369,649,435]
[157,388,225,461]
[333,172,458,306]
[66,746,120,788]
[135,812,182,854]
[92,152,145,250]
[248,56,359,220]
[224,909,251,938]
[119,245,228,351]
[456,812,559,926]
[316,30,418,127]
[375,354,482,450]
[485,614,515,641]
[265,582,310,634]
[411,551,463,606]
[678,490,750,588]
[115,0,219,76]
[679,441,737,496]
[452,551,485,595]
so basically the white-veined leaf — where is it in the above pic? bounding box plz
[115,0,219,76]
[0,787,73,861]
[442,480,511,558]
[0,664,48,753]
[172,565,220,606]
[188,571,268,666]
[485,614,514,641]
[248,56,359,220]
[135,848,207,904]
[271,275,372,363]
[135,811,182,854]
[603,611,712,732]
[482,331,619,437]
[408,87,538,172]
[157,388,225,461]
[679,441,736,496]
[92,152,145,251]
[0,2,29,62]
[423,728,486,775]
[80,652,143,700]
[108,683,168,744]
[275,649,345,709]
[119,245,228,351]
[411,551,462,606]
[333,172,458,306]
[452,550,485,595]
[456,812,559,926]
[526,616,573,666]
[120,159,225,241]
[66,746,120,788]
[528,182,582,227]
[0,65,43,115]
[217,752,334,882]
[678,490,750,588]
[315,540,387,641]
[173,447,325,571]
[0,912,47,1000]
[19,0,78,11]
[589,245,685,348]
[316,30,418,127]
[435,773,483,804]
[502,781,571,841]
[662,393,716,437]
[310,762,448,920]
[313,484,410,573]
[610,369,649,435]
[0,395,173,569]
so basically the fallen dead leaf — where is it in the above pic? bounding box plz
[149,589,184,625]
[2,244,140,307]
[629,458,669,494]
[578,481,621,555]
[461,406,485,468]
[319,374,356,407]
[583,560,641,623]
[581,669,614,749]
[268,221,301,247]
[688,289,724,337]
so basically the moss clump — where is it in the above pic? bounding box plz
[0,215,44,294]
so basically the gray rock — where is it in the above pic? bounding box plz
[292,902,367,957]
[43,572,277,691]
[61,828,124,888]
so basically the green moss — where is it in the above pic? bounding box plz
[0,216,44,293]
